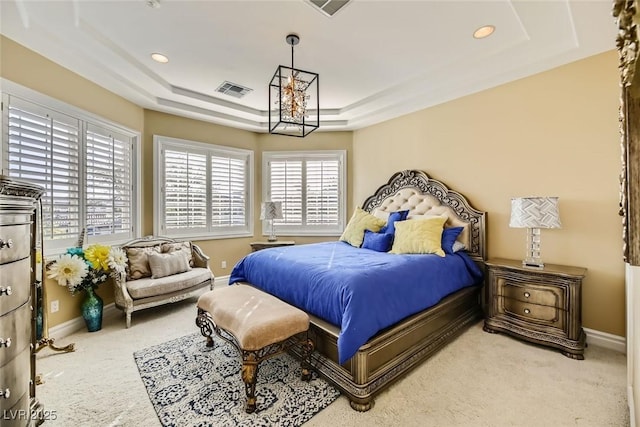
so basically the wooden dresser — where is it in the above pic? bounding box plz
[483,258,587,359]
[0,176,44,426]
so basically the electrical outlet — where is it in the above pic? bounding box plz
[51,300,59,313]
[221,260,227,269]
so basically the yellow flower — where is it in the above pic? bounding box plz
[35,250,42,264]
[84,244,111,271]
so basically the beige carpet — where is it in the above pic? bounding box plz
[36,296,629,427]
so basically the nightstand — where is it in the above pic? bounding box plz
[250,241,295,252]
[483,258,587,360]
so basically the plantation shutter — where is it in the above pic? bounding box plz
[85,123,133,239]
[211,155,247,228]
[6,96,81,245]
[269,160,303,225]
[163,149,208,231]
[306,159,340,226]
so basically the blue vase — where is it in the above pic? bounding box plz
[82,287,103,332]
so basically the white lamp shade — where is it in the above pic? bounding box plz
[260,201,283,220]
[510,197,561,229]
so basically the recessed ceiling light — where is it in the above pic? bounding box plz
[151,53,169,63]
[473,25,495,39]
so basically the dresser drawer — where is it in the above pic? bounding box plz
[497,278,564,308]
[1,391,30,427]
[0,302,31,368]
[0,224,31,264]
[0,346,30,412]
[0,258,31,315]
[496,297,566,332]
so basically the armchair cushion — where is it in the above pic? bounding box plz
[126,267,212,299]
[161,241,194,267]
[148,251,191,279]
[125,245,161,280]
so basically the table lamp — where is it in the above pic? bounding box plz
[260,201,283,242]
[509,197,561,269]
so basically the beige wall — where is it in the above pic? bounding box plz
[353,50,625,336]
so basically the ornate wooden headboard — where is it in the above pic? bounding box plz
[361,169,486,262]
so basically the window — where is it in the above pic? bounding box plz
[1,86,139,253]
[154,136,253,239]
[262,150,346,236]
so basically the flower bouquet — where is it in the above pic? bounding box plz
[46,243,127,331]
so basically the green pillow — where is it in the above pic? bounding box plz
[340,207,386,247]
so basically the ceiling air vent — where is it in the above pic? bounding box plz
[215,81,253,98]
[307,0,351,17]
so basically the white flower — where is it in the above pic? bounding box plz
[47,254,88,290]
[108,247,127,276]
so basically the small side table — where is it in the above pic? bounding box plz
[483,258,587,359]
[250,241,296,252]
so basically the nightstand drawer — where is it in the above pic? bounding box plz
[498,297,564,329]
[498,279,563,308]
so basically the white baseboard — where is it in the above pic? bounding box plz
[49,276,231,339]
[584,327,626,354]
[49,302,120,339]
[630,384,637,427]
[214,274,230,288]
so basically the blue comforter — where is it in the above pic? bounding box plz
[229,241,483,364]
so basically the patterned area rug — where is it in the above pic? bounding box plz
[133,333,341,427]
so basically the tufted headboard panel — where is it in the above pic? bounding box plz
[361,170,486,262]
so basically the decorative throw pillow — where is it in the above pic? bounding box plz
[362,230,394,252]
[148,251,191,279]
[125,245,162,280]
[452,241,467,253]
[161,241,194,267]
[379,210,409,235]
[340,207,386,247]
[390,216,447,256]
[441,227,464,255]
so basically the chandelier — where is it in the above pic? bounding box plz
[269,34,319,137]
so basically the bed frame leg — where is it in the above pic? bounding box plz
[349,399,373,412]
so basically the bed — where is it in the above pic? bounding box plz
[230,169,486,410]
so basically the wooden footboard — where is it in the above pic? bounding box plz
[290,285,482,411]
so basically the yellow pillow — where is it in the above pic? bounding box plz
[340,207,386,247]
[390,216,447,256]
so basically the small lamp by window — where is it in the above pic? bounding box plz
[260,201,283,242]
[509,197,561,269]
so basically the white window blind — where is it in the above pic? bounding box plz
[164,148,208,231]
[154,136,253,239]
[2,91,139,252]
[263,150,346,236]
[7,97,81,243]
[86,123,133,239]
[211,155,247,228]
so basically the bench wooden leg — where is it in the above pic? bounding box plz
[300,337,314,382]
[242,351,259,413]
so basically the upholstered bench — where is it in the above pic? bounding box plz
[196,285,313,413]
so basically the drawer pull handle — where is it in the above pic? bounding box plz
[524,292,530,298]
[524,308,531,314]
[0,388,10,399]
[0,338,11,348]
[0,238,13,250]
[0,287,11,296]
